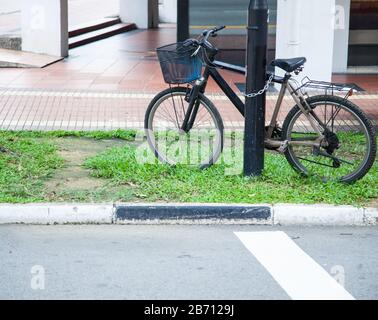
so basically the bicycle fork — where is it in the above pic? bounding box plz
[181,78,207,133]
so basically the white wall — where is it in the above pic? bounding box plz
[276,0,336,82]
[0,0,22,14]
[120,0,148,28]
[159,0,177,23]
[119,0,159,28]
[21,0,68,57]
[332,0,351,73]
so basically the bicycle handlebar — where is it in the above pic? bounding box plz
[182,26,226,59]
[202,26,226,39]
[200,26,226,53]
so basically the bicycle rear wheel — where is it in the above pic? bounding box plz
[145,87,224,169]
[282,95,376,183]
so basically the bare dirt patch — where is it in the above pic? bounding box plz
[367,199,378,209]
[45,137,126,196]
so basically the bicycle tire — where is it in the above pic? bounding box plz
[282,95,377,183]
[145,87,224,169]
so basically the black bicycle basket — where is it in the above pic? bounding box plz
[156,42,202,84]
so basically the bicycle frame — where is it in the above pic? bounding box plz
[183,64,326,151]
[151,26,376,183]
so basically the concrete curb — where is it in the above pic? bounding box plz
[273,204,366,226]
[0,203,376,226]
[115,204,272,225]
[0,204,114,225]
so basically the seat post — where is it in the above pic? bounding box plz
[283,72,292,83]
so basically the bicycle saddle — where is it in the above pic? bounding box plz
[271,57,307,73]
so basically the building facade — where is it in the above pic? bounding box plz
[19,0,378,81]
[184,0,378,80]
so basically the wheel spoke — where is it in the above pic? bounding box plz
[284,98,373,182]
[297,157,336,169]
[146,90,223,168]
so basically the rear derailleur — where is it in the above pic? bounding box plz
[313,131,342,168]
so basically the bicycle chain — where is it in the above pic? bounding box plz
[242,73,274,98]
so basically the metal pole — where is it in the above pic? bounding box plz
[177,0,189,42]
[244,0,268,177]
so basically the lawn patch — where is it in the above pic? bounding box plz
[1,130,377,206]
[85,143,378,206]
[0,133,63,202]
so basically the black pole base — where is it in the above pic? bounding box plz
[243,0,268,177]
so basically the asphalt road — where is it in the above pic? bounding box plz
[0,225,377,300]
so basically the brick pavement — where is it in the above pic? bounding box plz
[0,87,376,131]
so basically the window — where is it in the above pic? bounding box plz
[189,0,277,66]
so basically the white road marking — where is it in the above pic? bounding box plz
[235,231,355,300]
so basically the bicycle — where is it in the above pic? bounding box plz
[145,26,377,183]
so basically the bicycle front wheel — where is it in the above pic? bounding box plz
[145,87,224,169]
[282,95,376,183]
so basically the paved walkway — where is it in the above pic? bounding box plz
[1,87,377,131]
[0,27,377,130]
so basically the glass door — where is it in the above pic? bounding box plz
[189,0,277,66]
[348,0,378,66]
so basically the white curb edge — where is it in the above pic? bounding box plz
[0,204,114,225]
[272,204,367,226]
[0,203,376,226]
[364,207,378,226]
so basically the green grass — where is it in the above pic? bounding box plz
[0,130,138,203]
[0,130,377,206]
[0,132,64,203]
[2,129,138,141]
[84,143,378,206]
